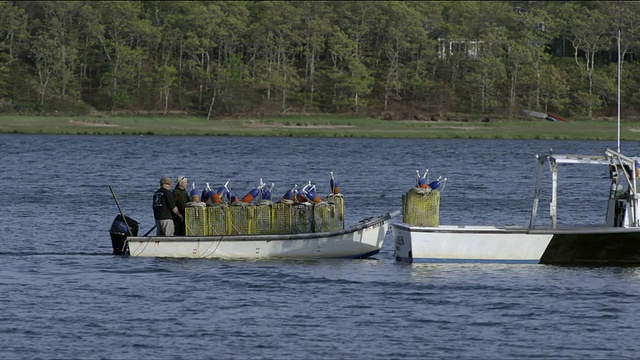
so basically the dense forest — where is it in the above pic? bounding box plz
[1,1,640,119]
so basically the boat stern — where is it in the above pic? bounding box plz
[109,215,139,255]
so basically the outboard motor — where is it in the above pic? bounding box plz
[109,215,139,255]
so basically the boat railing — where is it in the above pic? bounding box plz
[529,149,640,230]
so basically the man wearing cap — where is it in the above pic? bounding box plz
[153,176,182,236]
[173,176,189,236]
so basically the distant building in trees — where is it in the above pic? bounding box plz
[437,39,484,60]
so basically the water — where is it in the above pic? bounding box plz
[2,134,640,359]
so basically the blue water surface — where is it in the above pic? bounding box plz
[2,134,640,359]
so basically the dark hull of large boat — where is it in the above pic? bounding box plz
[539,231,640,265]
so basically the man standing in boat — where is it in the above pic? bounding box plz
[153,176,182,236]
[172,175,189,236]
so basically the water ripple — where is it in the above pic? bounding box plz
[3,135,640,359]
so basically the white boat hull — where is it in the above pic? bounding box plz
[124,212,396,259]
[392,223,640,265]
[392,224,550,263]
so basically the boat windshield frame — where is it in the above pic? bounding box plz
[529,149,640,229]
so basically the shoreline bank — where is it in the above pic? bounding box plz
[0,114,635,140]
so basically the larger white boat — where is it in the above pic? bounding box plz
[392,149,640,265]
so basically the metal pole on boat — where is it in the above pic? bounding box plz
[617,29,621,153]
[109,185,134,237]
[529,155,545,229]
[633,164,639,227]
[616,30,638,226]
[550,160,558,229]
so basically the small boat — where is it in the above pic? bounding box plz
[110,210,398,259]
[392,149,640,265]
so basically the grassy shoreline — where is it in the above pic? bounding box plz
[0,114,637,140]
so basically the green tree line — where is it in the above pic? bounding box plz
[1,1,640,119]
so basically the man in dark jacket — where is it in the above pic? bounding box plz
[153,176,182,236]
[173,175,190,236]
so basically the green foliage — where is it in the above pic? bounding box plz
[0,1,635,118]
